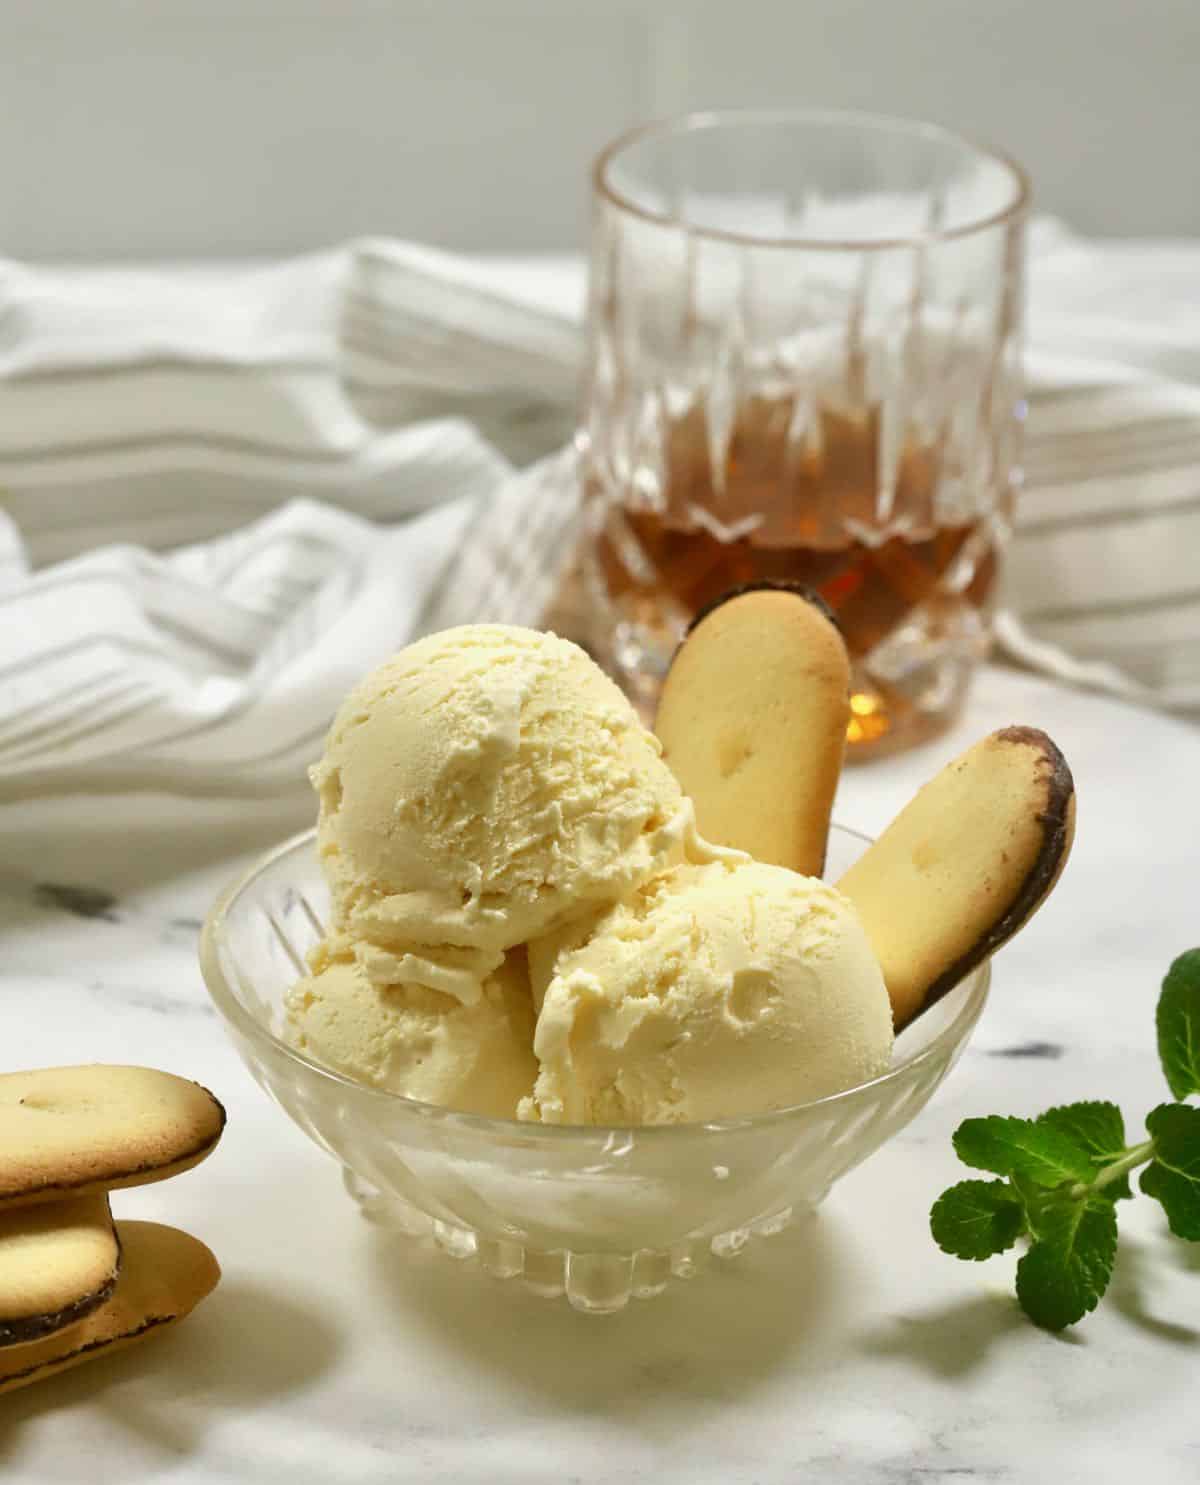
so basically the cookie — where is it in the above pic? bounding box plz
[0,1221,219,1395]
[655,583,850,876]
[0,1066,226,1211]
[837,727,1075,1028]
[0,1195,119,1349]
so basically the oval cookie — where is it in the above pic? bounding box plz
[838,726,1076,1028]
[0,1066,226,1210]
[655,583,850,877]
[0,1221,219,1395]
[0,1195,119,1348]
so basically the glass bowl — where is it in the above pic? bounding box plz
[200,824,989,1312]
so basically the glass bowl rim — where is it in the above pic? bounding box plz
[592,106,1030,253]
[199,823,990,1142]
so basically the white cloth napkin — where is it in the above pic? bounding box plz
[1,224,1197,802]
[0,246,577,567]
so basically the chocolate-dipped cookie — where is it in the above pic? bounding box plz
[0,1196,119,1349]
[0,1221,219,1395]
[838,727,1075,1028]
[0,1066,226,1211]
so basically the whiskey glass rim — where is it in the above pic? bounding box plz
[199,822,991,1142]
[593,107,1030,252]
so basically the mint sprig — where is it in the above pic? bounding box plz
[931,950,1200,1330]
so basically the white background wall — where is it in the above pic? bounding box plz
[3,0,1198,259]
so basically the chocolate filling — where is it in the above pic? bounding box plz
[0,1313,175,1389]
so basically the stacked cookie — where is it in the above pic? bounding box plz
[656,584,1076,1030]
[0,1066,224,1395]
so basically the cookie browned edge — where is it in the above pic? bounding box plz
[0,1314,173,1392]
[0,1201,121,1350]
[910,726,1076,1026]
[685,581,840,637]
[2,1083,227,1210]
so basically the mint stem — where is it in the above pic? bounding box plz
[1068,1139,1156,1200]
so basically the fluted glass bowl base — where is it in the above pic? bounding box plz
[342,1167,810,1313]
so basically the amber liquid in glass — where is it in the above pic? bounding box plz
[591,396,1000,755]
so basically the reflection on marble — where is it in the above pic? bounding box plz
[1,666,1198,1483]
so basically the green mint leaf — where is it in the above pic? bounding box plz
[1145,1100,1200,1157]
[1157,949,1200,1100]
[1010,1170,1051,1221]
[953,1115,1095,1187]
[1140,1102,1200,1240]
[1140,1164,1200,1240]
[1037,1101,1132,1200]
[1015,1196,1118,1331]
[931,1180,1025,1260]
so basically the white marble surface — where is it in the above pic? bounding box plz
[2,665,1198,1483]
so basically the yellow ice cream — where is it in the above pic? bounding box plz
[311,626,694,1003]
[284,943,537,1118]
[522,860,893,1125]
[292,622,894,1127]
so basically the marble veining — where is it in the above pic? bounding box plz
[32,880,121,922]
[984,1041,1065,1059]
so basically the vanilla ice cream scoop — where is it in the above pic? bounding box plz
[522,860,894,1125]
[284,943,537,1118]
[312,625,693,1001]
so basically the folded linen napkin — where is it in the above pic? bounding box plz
[0,246,576,567]
[1,224,1196,802]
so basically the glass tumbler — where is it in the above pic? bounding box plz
[578,109,1028,756]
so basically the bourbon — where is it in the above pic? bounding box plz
[586,395,1004,755]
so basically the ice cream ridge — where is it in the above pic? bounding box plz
[287,593,1075,1124]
